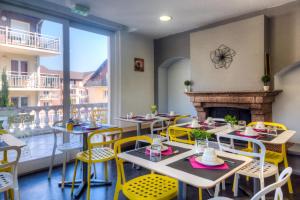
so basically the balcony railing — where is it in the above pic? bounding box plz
[0,103,108,137]
[6,71,60,89]
[0,26,59,52]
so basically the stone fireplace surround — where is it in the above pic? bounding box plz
[185,90,282,122]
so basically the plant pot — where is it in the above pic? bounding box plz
[185,86,191,93]
[194,139,207,154]
[263,85,270,92]
[227,123,235,130]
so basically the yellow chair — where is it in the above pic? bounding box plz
[114,135,178,200]
[159,115,190,138]
[168,125,193,144]
[71,127,123,200]
[244,122,293,193]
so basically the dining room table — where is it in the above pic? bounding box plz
[51,122,116,199]
[118,141,252,200]
[0,133,26,151]
[216,125,296,193]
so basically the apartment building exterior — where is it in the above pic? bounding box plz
[0,10,108,107]
[0,10,60,107]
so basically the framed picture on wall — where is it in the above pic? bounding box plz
[134,58,144,72]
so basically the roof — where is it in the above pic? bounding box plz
[39,59,108,86]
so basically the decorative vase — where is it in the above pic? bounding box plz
[227,123,235,130]
[185,86,191,93]
[194,139,207,155]
[263,85,270,92]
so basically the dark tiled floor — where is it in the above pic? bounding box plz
[17,160,299,200]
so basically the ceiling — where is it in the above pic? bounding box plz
[45,0,296,38]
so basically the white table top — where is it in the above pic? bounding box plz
[171,122,228,134]
[0,134,26,150]
[116,116,169,124]
[216,126,296,145]
[118,141,252,189]
[51,124,116,135]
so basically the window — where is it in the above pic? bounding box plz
[10,97,28,107]
[11,60,28,75]
[10,19,30,31]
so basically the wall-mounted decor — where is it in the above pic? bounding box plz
[210,44,236,69]
[134,58,144,72]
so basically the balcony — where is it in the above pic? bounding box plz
[6,71,61,91]
[0,26,60,56]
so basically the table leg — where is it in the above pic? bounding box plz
[177,181,187,200]
[133,123,142,169]
[253,143,260,193]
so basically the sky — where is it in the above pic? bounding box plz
[40,20,108,72]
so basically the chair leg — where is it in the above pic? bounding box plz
[71,159,79,195]
[198,188,202,200]
[93,163,97,179]
[104,162,108,182]
[48,144,57,179]
[87,163,92,200]
[13,168,20,200]
[214,183,220,197]
[282,147,293,193]
[61,152,67,189]
[233,174,239,197]
[221,180,226,190]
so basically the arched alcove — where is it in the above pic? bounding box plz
[273,60,300,143]
[157,57,197,116]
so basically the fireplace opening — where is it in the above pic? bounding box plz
[207,107,251,124]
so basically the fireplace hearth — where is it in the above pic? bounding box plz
[185,91,282,122]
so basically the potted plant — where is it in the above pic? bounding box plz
[224,114,237,129]
[261,75,271,91]
[184,80,192,92]
[150,105,158,115]
[191,129,212,154]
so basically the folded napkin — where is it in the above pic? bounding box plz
[145,147,173,156]
[235,131,259,138]
[253,128,268,133]
[189,156,229,170]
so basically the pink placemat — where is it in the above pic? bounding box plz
[189,156,229,170]
[235,131,259,138]
[253,128,268,133]
[145,147,173,156]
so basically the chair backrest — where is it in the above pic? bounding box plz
[217,133,266,181]
[174,115,193,124]
[0,146,21,172]
[114,135,152,184]
[248,122,287,131]
[251,167,292,200]
[87,127,123,160]
[150,119,169,136]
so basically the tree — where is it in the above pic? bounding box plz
[0,69,9,107]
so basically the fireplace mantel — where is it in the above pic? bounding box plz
[185,90,282,121]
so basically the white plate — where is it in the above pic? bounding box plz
[239,131,259,137]
[190,124,201,128]
[195,156,224,166]
[146,145,169,152]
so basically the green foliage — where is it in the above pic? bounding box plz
[0,70,9,107]
[261,75,271,85]
[191,129,212,140]
[150,104,157,114]
[184,80,192,86]
[224,114,237,125]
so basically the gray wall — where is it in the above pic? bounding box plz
[167,59,196,115]
[190,15,265,91]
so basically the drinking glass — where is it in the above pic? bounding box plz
[149,144,162,162]
[269,126,278,135]
[238,120,247,129]
[194,139,207,155]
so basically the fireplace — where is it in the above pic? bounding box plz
[185,91,282,122]
[207,107,251,123]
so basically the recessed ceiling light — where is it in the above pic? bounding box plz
[160,15,172,22]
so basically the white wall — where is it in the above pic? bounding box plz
[167,59,196,115]
[273,66,300,143]
[119,31,154,124]
[190,15,265,91]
